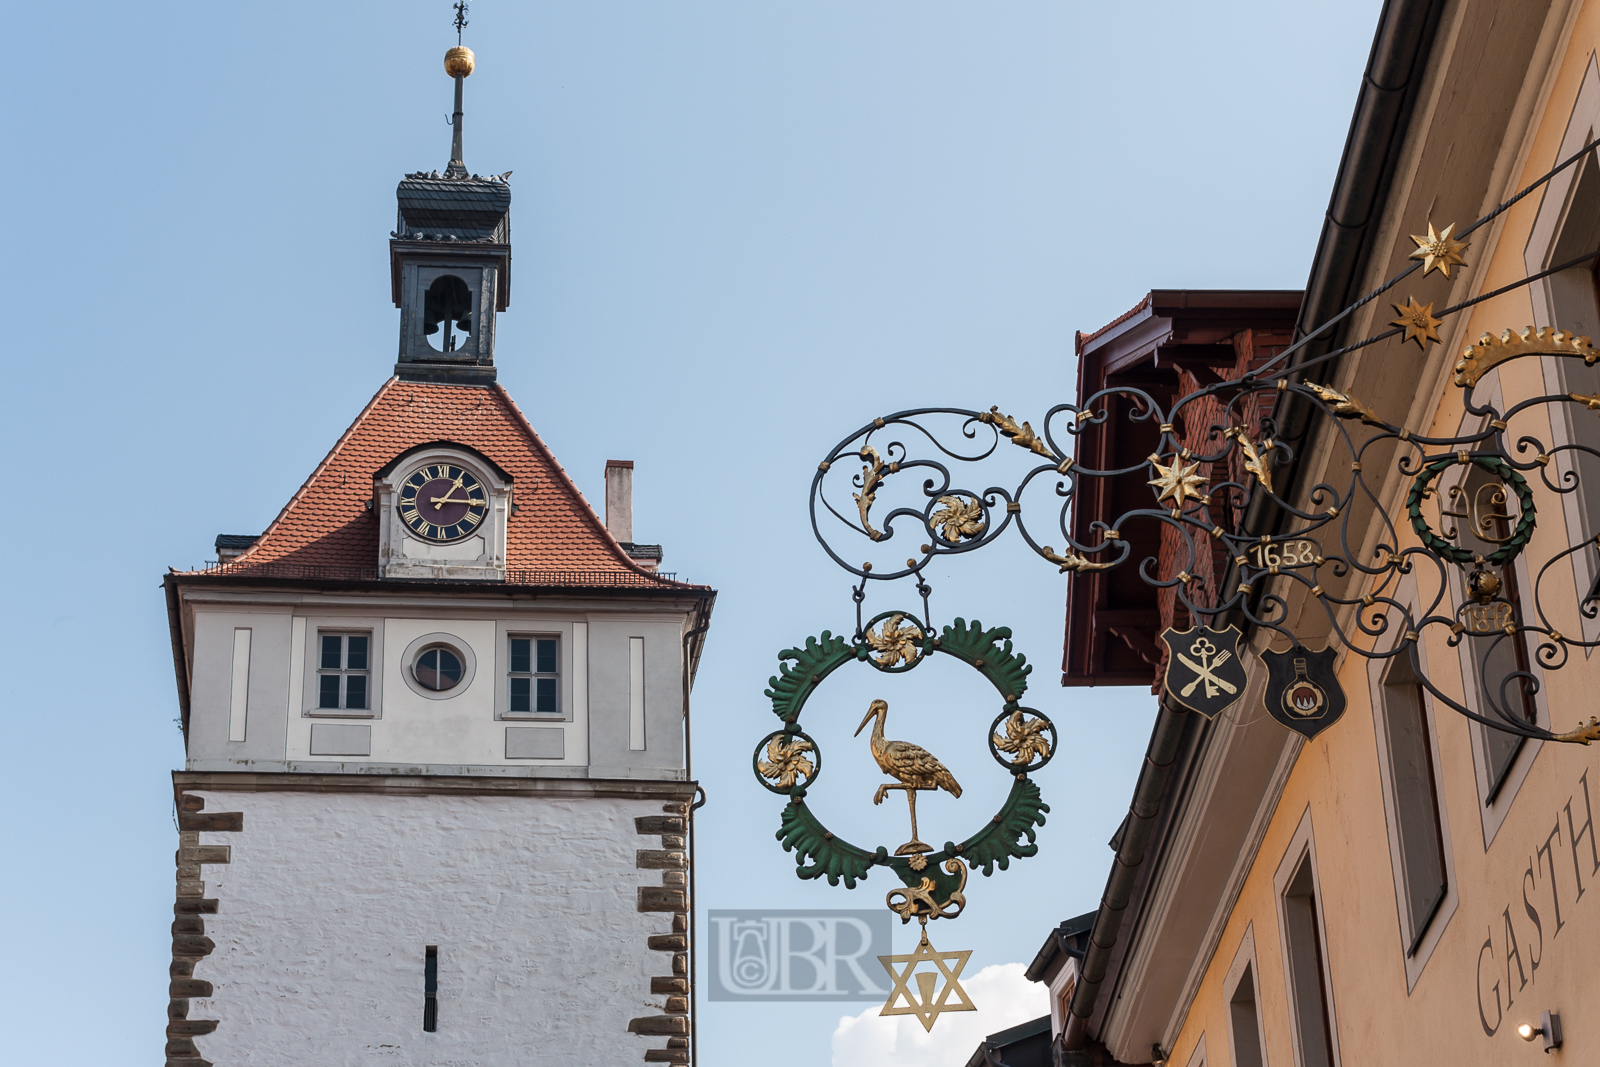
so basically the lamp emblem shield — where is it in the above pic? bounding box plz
[1158,624,1248,718]
[1259,644,1346,740]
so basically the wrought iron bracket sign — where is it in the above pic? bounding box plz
[755,137,1600,1028]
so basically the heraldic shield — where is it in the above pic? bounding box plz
[1159,624,1248,718]
[1259,645,1346,740]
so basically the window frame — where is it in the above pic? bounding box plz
[1045,956,1077,1046]
[398,632,479,701]
[1437,396,1548,844]
[302,619,384,718]
[1273,808,1342,1067]
[1526,52,1600,648]
[1223,924,1267,1067]
[1366,595,1458,988]
[505,633,561,717]
[495,623,576,722]
[317,632,372,712]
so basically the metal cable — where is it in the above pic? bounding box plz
[1254,133,1600,379]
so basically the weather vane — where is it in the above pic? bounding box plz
[453,1,469,43]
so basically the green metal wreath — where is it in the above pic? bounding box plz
[753,614,1052,917]
[1404,453,1537,567]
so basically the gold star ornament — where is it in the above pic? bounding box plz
[1408,221,1470,278]
[877,928,976,1031]
[1390,296,1443,350]
[1147,453,1210,509]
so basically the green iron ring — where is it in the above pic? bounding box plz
[1404,453,1536,567]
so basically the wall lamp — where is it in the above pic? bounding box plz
[1517,1011,1562,1053]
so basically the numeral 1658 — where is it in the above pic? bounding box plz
[1249,540,1317,567]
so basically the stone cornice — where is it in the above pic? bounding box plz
[174,770,698,801]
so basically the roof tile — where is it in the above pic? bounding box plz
[192,378,692,590]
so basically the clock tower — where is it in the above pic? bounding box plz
[159,26,711,1067]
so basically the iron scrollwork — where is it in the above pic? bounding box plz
[808,325,1600,747]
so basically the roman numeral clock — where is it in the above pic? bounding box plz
[374,443,514,581]
[398,462,489,541]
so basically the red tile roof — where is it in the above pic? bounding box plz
[190,378,696,590]
[1074,293,1152,355]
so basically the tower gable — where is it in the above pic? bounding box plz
[216,378,666,586]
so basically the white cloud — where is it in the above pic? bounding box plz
[830,962,1048,1067]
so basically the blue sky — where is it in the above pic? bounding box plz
[0,2,1381,1064]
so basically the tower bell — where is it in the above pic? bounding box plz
[390,31,511,386]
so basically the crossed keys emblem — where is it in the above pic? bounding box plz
[1158,624,1248,718]
[1178,637,1237,699]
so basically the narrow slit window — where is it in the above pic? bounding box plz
[316,632,371,711]
[1380,658,1449,954]
[1283,858,1338,1067]
[1228,962,1265,1067]
[509,636,560,714]
[423,945,438,1033]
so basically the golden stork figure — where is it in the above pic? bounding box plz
[855,699,962,865]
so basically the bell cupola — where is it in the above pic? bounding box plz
[390,17,511,386]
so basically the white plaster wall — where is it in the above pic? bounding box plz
[188,609,294,765]
[185,602,696,775]
[189,790,672,1066]
[587,618,687,778]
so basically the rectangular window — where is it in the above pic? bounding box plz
[316,632,371,711]
[1534,117,1600,645]
[508,636,559,715]
[1222,926,1263,1067]
[1228,962,1264,1067]
[1544,154,1600,558]
[1283,856,1337,1067]
[1380,658,1448,954]
[1454,462,1537,800]
[423,945,438,1033]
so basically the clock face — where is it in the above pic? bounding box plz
[398,462,489,542]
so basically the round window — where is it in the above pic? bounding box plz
[414,646,465,691]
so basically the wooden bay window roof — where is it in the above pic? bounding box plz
[1062,290,1302,688]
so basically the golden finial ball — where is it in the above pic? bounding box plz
[445,46,475,78]
[1468,568,1501,601]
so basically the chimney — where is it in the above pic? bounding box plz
[605,461,634,543]
[215,533,260,564]
[605,460,663,573]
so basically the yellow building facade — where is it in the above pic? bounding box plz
[1049,2,1600,1065]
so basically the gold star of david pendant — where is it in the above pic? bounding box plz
[877,925,976,1031]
